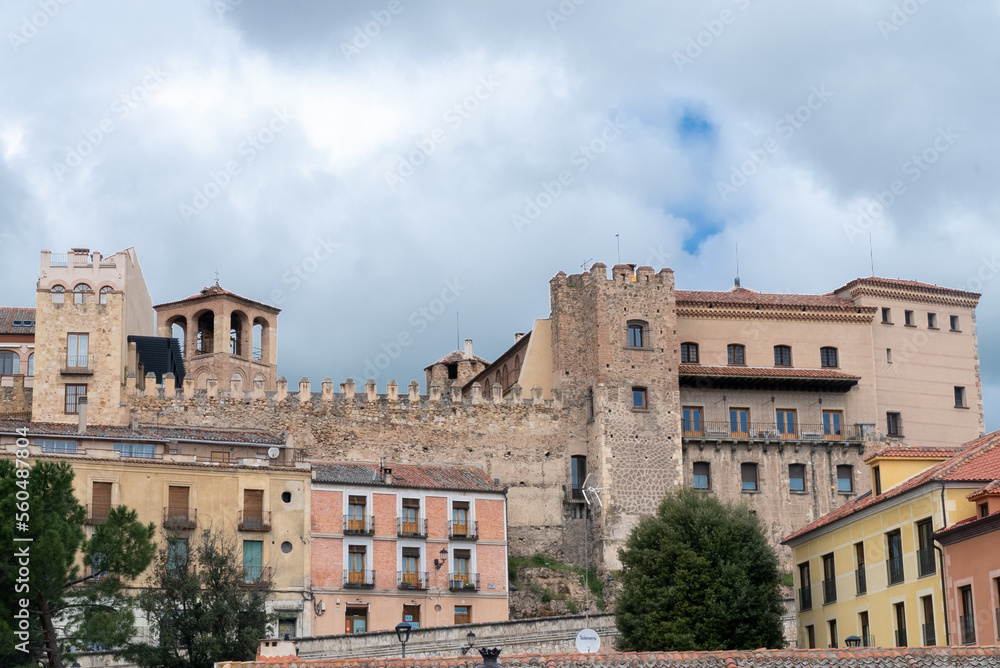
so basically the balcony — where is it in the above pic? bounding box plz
[822,578,837,605]
[799,585,812,611]
[162,507,197,530]
[862,632,874,647]
[916,547,936,577]
[681,420,865,444]
[886,556,904,585]
[344,569,375,588]
[60,354,94,375]
[449,520,479,540]
[449,573,480,592]
[241,566,273,587]
[895,629,907,647]
[397,571,429,590]
[397,517,428,538]
[855,567,867,595]
[960,615,976,645]
[922,623,936,646]
[343,514,375,535]
[85,503,113,525]
[238,510,271,532]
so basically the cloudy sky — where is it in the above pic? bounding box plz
[1,0,998,426]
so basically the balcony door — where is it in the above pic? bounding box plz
[823,411,844,439]
[729,408,750,437]
[776,409,797,438]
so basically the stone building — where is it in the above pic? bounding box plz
[0,307,35,390]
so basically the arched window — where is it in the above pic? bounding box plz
[820,347,838,368]
[73,283,91,304]
[774,345,792,367]
[627,320,648,348]
[99,286,113,304]
[51,285,65,304]
[680,342,699,364]
[727,344,745,365]
[27,353,33,377]
[0,351,18,375]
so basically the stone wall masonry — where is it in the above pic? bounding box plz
[295,613,618,660]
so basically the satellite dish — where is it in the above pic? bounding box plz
[267,447,280,459]
[575,628,600,653]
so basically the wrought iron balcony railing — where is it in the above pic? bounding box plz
[886,556,904,585]
[238,510,271,532]
[162,507,197,530]
[449,573,480,591]
[449,520,479,540]
[397,571,429,590]
[344,569,375,588]
[343,514,375,535]
[799,585,812,611]
[397,517,428,538]
[855,567,867,595]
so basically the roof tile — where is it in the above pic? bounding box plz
[0,419,285,445]
[679,365,860,380]
[0,307,37,335]
[676,286,858,310]
[313,462,504,493]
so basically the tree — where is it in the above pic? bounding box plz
[119,528,273,668]
[615,487,785,651]
[0,460,156,668]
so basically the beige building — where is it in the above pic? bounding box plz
[0,307,35,391]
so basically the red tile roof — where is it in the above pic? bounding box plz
[784,430,1000,543]
[217,647,1000,668]
[0,419,285,445]
[678,365,860,381]
[425,350,490,369]
[968,479,1000,500]
[153,283,280,313]
[834,276,981,299]
[0,307,36,335]
[676,286,858,310]
[313,462,504,493]
[864,445,959,463]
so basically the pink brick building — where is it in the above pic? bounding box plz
[310,462,508,635]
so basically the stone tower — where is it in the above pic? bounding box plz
[549,263,682,568]
[424,339,489,390]
[153,284,280,391]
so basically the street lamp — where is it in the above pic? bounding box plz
[395,622,412,658]
[845,635,861,647]
[462,630,476,655]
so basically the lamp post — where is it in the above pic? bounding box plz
[462,630,476,655]
[395,622,412,658]
[845,635,861,647]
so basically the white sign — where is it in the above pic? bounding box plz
[575,628,600,654]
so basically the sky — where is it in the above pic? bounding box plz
[1,0,998,427]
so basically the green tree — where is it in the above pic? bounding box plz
[615,487,785,651]
[0,460,156,668]
[120,528,273,668]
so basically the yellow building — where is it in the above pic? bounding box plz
[782,432,1000,648]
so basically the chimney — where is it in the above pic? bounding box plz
[514,333,525,342]
[257,637,298,660]
[130,414,139,431]
[464,339,473,359]
[77,396,88,434]
[383,468,393,485]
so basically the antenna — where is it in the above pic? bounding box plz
[580,474,610,616]
[734,243,740,288]
[616,234,620,264]
[581,258,593,272]
[869,233,875,277]
[456,312,460,351]
[214,269,220,285]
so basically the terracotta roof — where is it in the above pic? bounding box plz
[676,286,859,310]
[217,647,1000,668]
[153,283,280,313]
[864,445,959,463]
[678,365,860,381]
[424,350,490,370]
[784,430,1000,543]
[0,419,285,445]
[313,462,504,493]
[0,307,36,335]
[968,479,1000,500]
[834,276,981,299]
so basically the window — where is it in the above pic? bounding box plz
[680,342,699,363]
[886,412,902,437]
[401,498,420,534]
[65,385,87,414]
[860,611,871,646]
[452,549,471,586]
[776,409,797,438]
[627,321,646,348]
[99,286,113,304]
[91,481,112,523]
[873,465,882,496]
[51,285,65,303]
[0,351,17,376]
[27,353,33,377]
[980,503,989,518]
[828,619,838,648]
[347,496,367,533]
[693,462,710,490]
[242,489,265,530]
[881,307,892,323]
[887,348,893,364]
[789,464,806,492]
[916,519,935,577]
[114,442,155,458]
[347,545,367,585]
[773,345,792,367]
[837,465,854,493]
[822,553,837,604]
[73,283,90,304]
[798,562,812,611]
[729,408,750,436]
[243,540,263,581]
[806,625,816,649]
[955,386,967,408]
[895,601,908,647]
[452,501,470,537]
[67,332,89,368]
[741,463,758,491]
[823,411,843,439]
[820,347,838,368]
[401,547,421,587]
[587,387,594,421]
[904,310,914,326]
[682,406,703,436]
[950,315,960,331]
[454,605,471,625]
[446,363,458,380]
[632,387,647,410]
[855,542,866,595]
[727,343,745,365]
[927,312,937,329]
[278,618,297,640]
[960,586,976,644]
[921,595,936,645]
[345,605,367,634]
[887,529,904,585]
[571,456,586,499]
[167,486,190,524]
[167,537,188,577]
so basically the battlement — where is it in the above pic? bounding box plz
[549,263,673,287]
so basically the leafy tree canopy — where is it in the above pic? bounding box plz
[615,487,786,651]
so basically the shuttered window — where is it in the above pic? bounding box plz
[168,486,189,519]
[92,482,112,521]
[243,489,263,521]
